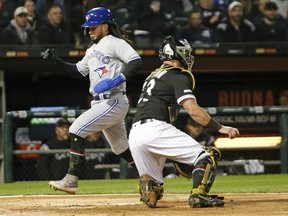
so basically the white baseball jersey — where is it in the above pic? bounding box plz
[76,35,141,96]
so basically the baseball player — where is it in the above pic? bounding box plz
[129,36,239,208]
[43,7,142,194]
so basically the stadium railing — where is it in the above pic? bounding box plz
[2,106,288,183]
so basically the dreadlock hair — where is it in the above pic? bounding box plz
[108,22,133,45]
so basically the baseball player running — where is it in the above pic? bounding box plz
[43,7,142,194]
[129,36,239,208]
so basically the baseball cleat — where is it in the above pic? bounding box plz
[139,174,162,208]
[207,194,225,200]
[189,194,225,208]
[48,174,78,194]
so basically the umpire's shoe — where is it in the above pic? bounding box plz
[48,174,78,194]
[139,174,163,208]
[189,193,225,208]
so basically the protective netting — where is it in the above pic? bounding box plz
[5,107,288,181]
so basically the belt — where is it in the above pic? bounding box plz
[94,94,110,101]
[132,119,155,128]
[93,92,126,101]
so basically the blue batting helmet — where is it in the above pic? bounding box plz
[81,7,114,27]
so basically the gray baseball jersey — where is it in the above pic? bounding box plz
[76,35,140,96]
[69,35,141,155]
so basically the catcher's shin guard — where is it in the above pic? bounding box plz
[138,174,163,208]
[190,151,224,208]
[193,147,222,193]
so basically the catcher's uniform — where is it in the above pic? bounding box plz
[129,65,209,183]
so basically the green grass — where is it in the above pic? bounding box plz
[0,174,287,196]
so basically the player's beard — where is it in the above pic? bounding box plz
[91,34,104,44]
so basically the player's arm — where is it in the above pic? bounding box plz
[93,58,142,93]
[42,48,83,78]
[121,58,142,79]
[181,98,239,139]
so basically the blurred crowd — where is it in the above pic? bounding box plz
[0,0,288,48]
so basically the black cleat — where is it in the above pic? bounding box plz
[189,193,225,208]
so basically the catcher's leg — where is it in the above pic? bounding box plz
[138,174,164,208]
[189,148,224,208]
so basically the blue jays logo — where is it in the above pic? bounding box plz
[86,14,90,21]
[94,66,108,78]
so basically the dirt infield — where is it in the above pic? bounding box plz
[0,193,287,216]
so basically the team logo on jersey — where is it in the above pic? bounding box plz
[94,66,108,78]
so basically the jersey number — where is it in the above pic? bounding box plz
[137,79,155,104]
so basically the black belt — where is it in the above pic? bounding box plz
[140,119,154,124]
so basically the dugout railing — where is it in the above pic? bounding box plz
[2,106,288,183]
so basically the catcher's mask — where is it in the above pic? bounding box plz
[158,36,195,71]
[81,7,114,27]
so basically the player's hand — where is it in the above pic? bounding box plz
[94,74,125,93]
[218,126,240,139]
[42,48,58,64]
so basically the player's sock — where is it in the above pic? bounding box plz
[118,148,138,171]
[67,133,85,177]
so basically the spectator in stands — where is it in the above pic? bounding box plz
[279,90,288,106]
[80,132,110,179]
[215,1,256,43]
[250,0,269,24]
[177,9,215,45]
[195,0,226,30]
[24,0,40,31]
[0,0,7,28]
[37,4,73,44]
[37,118,71,180]
[0,0,23,28]
[254,1,288,42]
[161,0,194,17]
[1,6,36,45]
[272,0,288,20]
[238,0,256,20]
[128,0,168,47]
[94,0,127,13]
[70,0,88,48]
[35,0,65,19]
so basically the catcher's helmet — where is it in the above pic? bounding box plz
[159,36,194,71]
[81,7,114,27]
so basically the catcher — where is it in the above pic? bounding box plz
[128,36,239,208]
